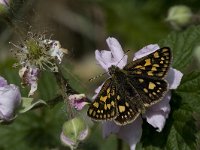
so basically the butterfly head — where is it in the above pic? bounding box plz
[108,65,120,76]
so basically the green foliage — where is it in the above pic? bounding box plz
[159,25,200,72]
[137,25,200,150]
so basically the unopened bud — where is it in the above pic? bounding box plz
[60,117,89,149]
[166,5,192,28]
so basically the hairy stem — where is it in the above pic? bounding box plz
[54,71,77,119]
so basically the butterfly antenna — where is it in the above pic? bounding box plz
[89,72,107,82]
[115,50,130,67]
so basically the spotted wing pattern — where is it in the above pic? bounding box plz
[124,47,171,78]
[87,78,118,120]
[87,47,172,125]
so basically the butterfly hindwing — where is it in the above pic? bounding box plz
[124,47,171,79]
[128,76,168,107]
[87,78,118,120]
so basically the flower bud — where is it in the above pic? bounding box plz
[166,5,192,28]
[60,117,89,149]
[69,94,88,110]
[0,76,21,122]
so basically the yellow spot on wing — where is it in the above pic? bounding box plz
[119,105,125,113]
[111,101,115,106]
[111,111,115,116]
[149,82,156,89]
[100,96,107,102]
[125,102,129,107]
[89,109,93,115]
[144,88,148,93]
[162,48,169,52]
[139,79,144,83]
[144,58,151,66]
[104,104,107,110]
[107,104,111,109]
[147,71,153,76]
[134,65,143,69]
[153,92,157,95]
[117,95,120,100]
[111,90,115,96]
[154,52,159,58]
[93,102,99,108]
[153,64,159,67]
[151,67,157,71]
[164,53,169,56]
[107,88,110,93]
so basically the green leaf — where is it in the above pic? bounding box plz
[139,93,197,150]
[19,97,47,113]
[176,71,200,112]
[159,25,200,71]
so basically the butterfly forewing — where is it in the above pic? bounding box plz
[124,47,171,78]
[87,78,118,120]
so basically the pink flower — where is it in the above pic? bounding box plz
[68,94,88,110]
[95,37,183,149]
[0,76,21,122]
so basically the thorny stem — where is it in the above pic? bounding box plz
[54,71,76,119]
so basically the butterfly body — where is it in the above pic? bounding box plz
[88,47,172,125]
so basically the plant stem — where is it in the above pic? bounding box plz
[117,138,123,150]
[54,72,76,119]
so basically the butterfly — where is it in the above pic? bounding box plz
[87,47,172,125]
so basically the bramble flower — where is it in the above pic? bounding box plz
[60,117,89,149]
[69,94,88,110]
[0,76,21,122]
[95,37,183,149]
[10,32,68,96]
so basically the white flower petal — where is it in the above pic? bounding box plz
[133,44,160,61]
[60,132,76,147]
[28,81,38,97]
[0,84,21,121]
[92,82,105,100]
[95,37,128,71]
[145,112,166,132]
[144,92,171,132]
[102,121,120,138]
[117,117,143,150]
[95,50,111,71]
[0,76,7,87]
[106,37,124,61]
[165,68,183,89]
[78,128,89,141]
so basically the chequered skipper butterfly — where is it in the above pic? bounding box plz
[87,47,172,125]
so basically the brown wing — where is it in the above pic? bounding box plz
[124,47,172,79]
